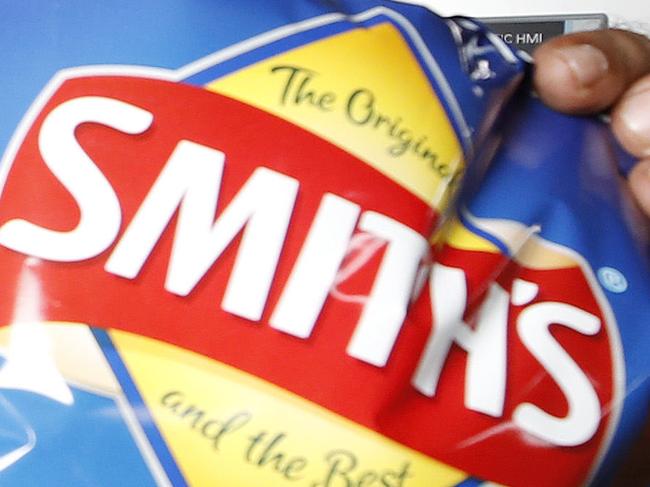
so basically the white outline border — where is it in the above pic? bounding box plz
[0,6,475,198]
[464,210,625,487]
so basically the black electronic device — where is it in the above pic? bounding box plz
[480,14,608,55]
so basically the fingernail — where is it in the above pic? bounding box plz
[555,44,609,87]
[618,88,650,156]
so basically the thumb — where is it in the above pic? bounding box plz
[533,29,650,114]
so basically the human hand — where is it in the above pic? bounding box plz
[533,29,650,215]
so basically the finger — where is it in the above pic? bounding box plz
[612,74,650,158]
[628,158,650,216]
[533,29,650,114]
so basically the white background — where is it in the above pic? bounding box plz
[405,0,650,34]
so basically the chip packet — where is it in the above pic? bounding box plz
[0,1,647,486]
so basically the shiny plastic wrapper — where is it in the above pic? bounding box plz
[0,1,647,486]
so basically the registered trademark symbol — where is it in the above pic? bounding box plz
[597,267,628,293]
